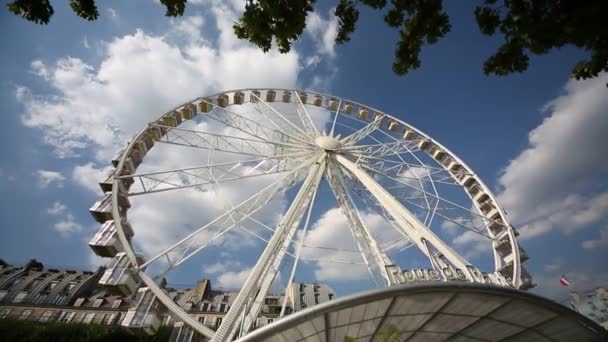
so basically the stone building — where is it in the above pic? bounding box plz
[569,287,608,329]
[0,258,337,340]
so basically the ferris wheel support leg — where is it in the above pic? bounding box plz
[211,154,327,342]
[336,154,477,282]
[326,159,395,287]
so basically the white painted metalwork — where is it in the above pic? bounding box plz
[88,88,532,340]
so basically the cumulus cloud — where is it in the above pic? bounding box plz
[306,10,339,58]
[46,201,83,236]
[37,170,65,188]
[497,74,608,240]
[53,213,83,236]
[216,267,252,289]
[301,208,403,282]
[72,163,113,194]
[17,1,337,285]
[18,9,300,160]
[582,227,608,250]
[47,201,67,215]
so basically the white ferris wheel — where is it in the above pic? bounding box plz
[87,89,533,341]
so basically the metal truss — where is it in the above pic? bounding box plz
[199,98,314,147]
[294,90,321,138]
[212,155,327,342]
[155,124,312,158]
[101,88,529,341]
[248,91,311,141]
[326,158,395,287]
[139,156,317,277]
[120,153,312,196]
[341,114,384,145]
[336,154,475,281]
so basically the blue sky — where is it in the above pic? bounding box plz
[0,0,606,302]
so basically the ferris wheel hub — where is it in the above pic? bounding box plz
[315,135,343,151]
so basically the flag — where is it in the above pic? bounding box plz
[560,275,570,287]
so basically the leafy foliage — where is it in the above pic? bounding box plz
[69,0,98,21]
[475,0,608,81]
[233,0,316,53]
[7,0,608,82]
[0,318,171,342]
[7,0,54,24]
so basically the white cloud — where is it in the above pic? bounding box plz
[82,36,90,49]
[216,267,252,289]
[301,208,402,282]
[37,169,65,188]
[107,8,118,21]
[72,163,112,194]
[452,230,491,259]
[582,227,608,250]
[17,2,336,283]
[306,10,338,58]
[47,201,67,215]
[53,213,83,236]
[497,74,608,240]
[18,9,301,160]
[544,263,560,272]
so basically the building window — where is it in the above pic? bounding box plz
[102,313,115,325]
[0,308,11,319]
[0,290,7,301]
[67,282,77,291]
[222,295,229,303]
[82,313,96,324]
[74,297,86,307]
[314,294,319,304]
[112,299,122,308]
[267,318,273,324]
[92,298,104,308]
[13,291,27,303]
[329,294,334,300]
[58,311,76,323]
[220,304,226,312]
[40,311,55,322]
[49,281,59,290]
[201,303,209,311]
[19,310,32,320]
[215,317,222,329]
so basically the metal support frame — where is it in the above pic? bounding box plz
[212,154,327,342]
[103,88,529,341]
[326,158,395,287]
[336,154,476,281]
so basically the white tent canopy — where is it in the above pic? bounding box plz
[237,283,607,342]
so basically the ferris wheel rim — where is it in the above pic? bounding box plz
[101,88,529,340]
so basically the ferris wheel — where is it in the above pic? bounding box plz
[87,89,533,341]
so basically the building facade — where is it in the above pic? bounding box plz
[569,287,608,329]
[0,259,336,340]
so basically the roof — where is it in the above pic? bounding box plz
[237,282,608,342]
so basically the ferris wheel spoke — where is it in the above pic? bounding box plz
[120,153,314,196]
[199,98,314,147]
[154,124,313,158]
[249,91,312,139]
[336,154,477,280]
[213,154,326,342]
[352,154,465,186]
[139,156,319,275]
[326,158,395,287]
[294,90,321,137]
[341,114,385,145]
[360,163,507,234]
